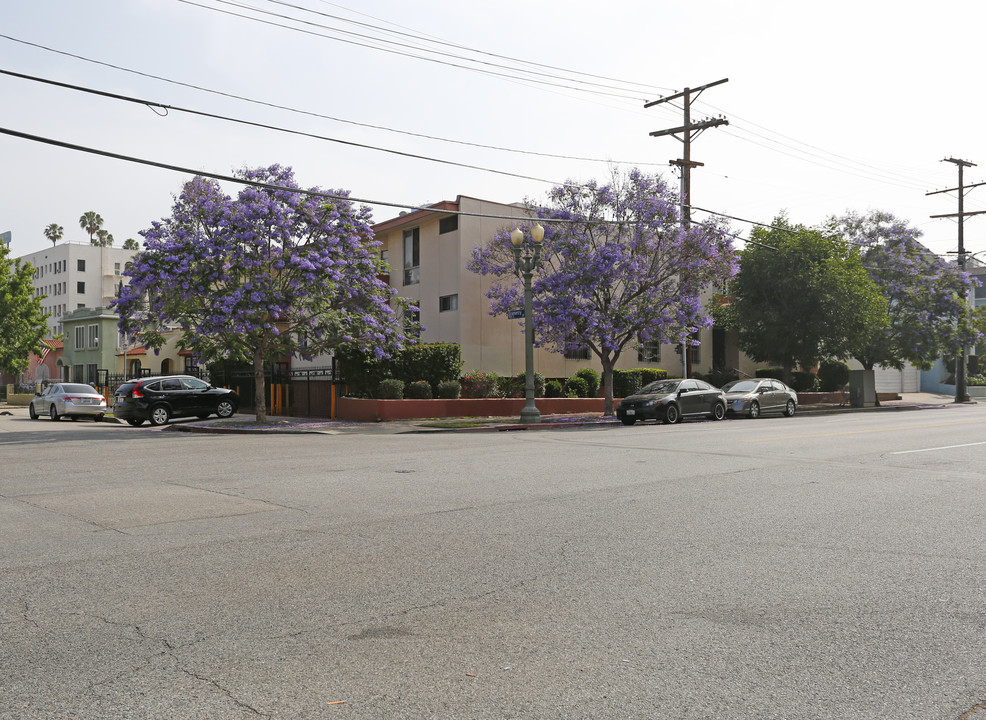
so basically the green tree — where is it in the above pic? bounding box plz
[716,214,887,384]
[94,229,114,247]
[122,237,140,250]
[43,223,63,247]
[79,211,104,243]
[0,244,49,375]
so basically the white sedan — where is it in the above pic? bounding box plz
[29,383,108,422]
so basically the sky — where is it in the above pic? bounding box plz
[3,0,986,260]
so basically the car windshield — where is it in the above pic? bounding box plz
[639,380,680,395]
[62,384,98,394]
[722,380,760,393]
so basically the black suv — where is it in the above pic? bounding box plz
[113,375,238,426]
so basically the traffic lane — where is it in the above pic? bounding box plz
[5,425,986,718]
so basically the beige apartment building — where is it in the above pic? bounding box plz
[372,195,755,381]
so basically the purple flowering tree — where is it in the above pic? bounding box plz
[113,165,414,423]
[830,210,981,372]
[467,169,737,415]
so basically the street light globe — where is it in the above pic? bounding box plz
[510,228,524,247]
[531,223,544,244]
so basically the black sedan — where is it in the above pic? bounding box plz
[113,375,238,426]
[616,378,727,425]
[721,378,798,418]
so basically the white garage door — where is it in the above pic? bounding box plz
[873,364,920,393]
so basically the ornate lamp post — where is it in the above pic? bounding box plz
[511,223,545,424]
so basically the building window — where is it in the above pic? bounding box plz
[638,338,661,363]
[404,308,421,338]
[77,259,86,272]
[564,348,591,360]
[403,228,420,286]
[86,364,98,385]
[439,294,458,312]
[88,324,99,349]
[114,262,121,275]
[77,281,85,294]
[72,364,84,383]
[439,216,458,234]
[75,326,86,350]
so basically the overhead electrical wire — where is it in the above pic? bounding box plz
[0,68,590,189]
[0,34,668,168]
[177,0,651,102]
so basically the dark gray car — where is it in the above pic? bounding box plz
[721,378,798,418]
[616,378,727,425]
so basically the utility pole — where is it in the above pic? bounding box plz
[927,157,986,403]
[645,78,729,377]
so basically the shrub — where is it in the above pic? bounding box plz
[968,374,986,387]
[574,367,601,397]
[755,367,785,381]
[392,343,463,392]
[545,380,564,398]
[564,376,589,398]
[817,360,850,392]
[695,367,738,388]
[436,380,461,399]
[377,379,404,399]
[405,380,433,399]
[790,371,818,392]
[613,369,643,398]
[460,371,503,398]
[639,368,668,386]
[506,371,545,398]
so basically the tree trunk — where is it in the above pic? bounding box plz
[253,346,267,423]
[601,356,616,416]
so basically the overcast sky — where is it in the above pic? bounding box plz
[3,0,985,259]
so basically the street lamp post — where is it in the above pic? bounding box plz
[511,223,545,424]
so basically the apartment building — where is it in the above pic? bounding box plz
[372,195,753,380]
[18,242,138,337]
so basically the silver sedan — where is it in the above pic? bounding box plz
[29,383,108,422]
[721,378,798,418]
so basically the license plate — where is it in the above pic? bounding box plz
[626,409,635,416]
[115,396,124,403]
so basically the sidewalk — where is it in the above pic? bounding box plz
[1,392,970,435]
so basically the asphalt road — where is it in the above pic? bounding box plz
[3,404,986,719]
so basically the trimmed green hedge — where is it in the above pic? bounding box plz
[338,342,463,398]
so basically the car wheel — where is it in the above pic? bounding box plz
[663,404,680,424]
[126,418,145,427]
[784,399,796,417]
[49,405,60,421]
[712,402,726,421]
[620,417,636,426]
[748,401,760,419]
[29,403,38,420]
[216,399,236,418]
[149,405,171,427]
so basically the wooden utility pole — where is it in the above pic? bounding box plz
[645,78,729,377]
[927,158,986,404]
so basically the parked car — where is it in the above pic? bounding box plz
[113,375,238,427]
[721,378,798,418]
[30,383,108,422]
[616,378,727,425]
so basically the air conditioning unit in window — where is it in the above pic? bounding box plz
[91,338,99,348]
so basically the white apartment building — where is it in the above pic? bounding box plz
[18,242,138,337]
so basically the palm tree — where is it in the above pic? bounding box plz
[43,223,64,246]
[95,229,114,247]
[122,238,140,250]
[79,211,104,243]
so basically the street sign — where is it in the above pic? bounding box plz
[507,309,524,319]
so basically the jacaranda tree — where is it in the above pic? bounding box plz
[467,169,737,415]
[829,210,981,372]
[113,165,414,423]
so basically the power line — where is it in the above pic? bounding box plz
[178,0,650,102]
[0,67,589,189]
[0,34,667,168]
